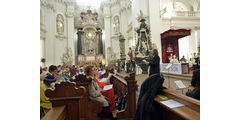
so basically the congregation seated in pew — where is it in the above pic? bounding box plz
[40,64,119,119]
[40,63,200,120]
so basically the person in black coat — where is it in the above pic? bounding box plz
[146,49,160,76]
[186,59,200,100]
[134,73,166,120]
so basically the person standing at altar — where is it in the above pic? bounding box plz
[145,49,160,76]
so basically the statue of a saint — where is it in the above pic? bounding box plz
[135,19,150,56]
[56,14,64,35]
[113,16,120,35]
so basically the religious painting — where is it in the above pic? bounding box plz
[84,28,96,54]
[167,44,173,52]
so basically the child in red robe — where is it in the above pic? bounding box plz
[94,75,116,112]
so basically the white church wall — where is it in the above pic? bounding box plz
[41,0,199,66]
[40,39,45,67]
[178,36,190,59]
[41,0,76,66]
[54,3,68,66]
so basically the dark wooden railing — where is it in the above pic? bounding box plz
[154,89,200,120]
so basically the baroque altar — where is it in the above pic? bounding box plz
[75,8,104,65]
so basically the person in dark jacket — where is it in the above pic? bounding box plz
[186,59,200,100]
[134,73,165,120]
[145,49,160,76]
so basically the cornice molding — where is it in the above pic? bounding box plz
[55,0,75,6]
[56,34,67,40]
[103,14,111,18]
[41,0,56,12]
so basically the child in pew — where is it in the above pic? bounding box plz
[99,68,114,84]
[93,67,116,113]
[47,65,58,78]
[84,65,118,119]
[40,74,57,115]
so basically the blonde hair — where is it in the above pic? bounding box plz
[40,71,47,81]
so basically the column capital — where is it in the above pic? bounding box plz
[103,14,111,18]
[66,11,74,18]
[194,26,200,30]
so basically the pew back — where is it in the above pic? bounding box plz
[42,81,102,120]
[111,72,137,119]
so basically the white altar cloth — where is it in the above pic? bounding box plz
[160,63,182,74]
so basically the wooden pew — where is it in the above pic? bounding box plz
[110,72,137,119]
[71,74,104,120]
[42,81,102,120]
[154,89,200,120]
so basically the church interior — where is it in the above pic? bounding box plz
[40,0,200,119]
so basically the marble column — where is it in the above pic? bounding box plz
[98,31,103,54]
[119,36,126,60]
[77,30,82,55]
[188,29,197,55]
[132,0,140,46]
[44,6,56,66]
[66,5,75,65]
[103,4,111,65]
[149,0,162,62]
[195,27,200,55]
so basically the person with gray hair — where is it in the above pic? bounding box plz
[145,49,160,76]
